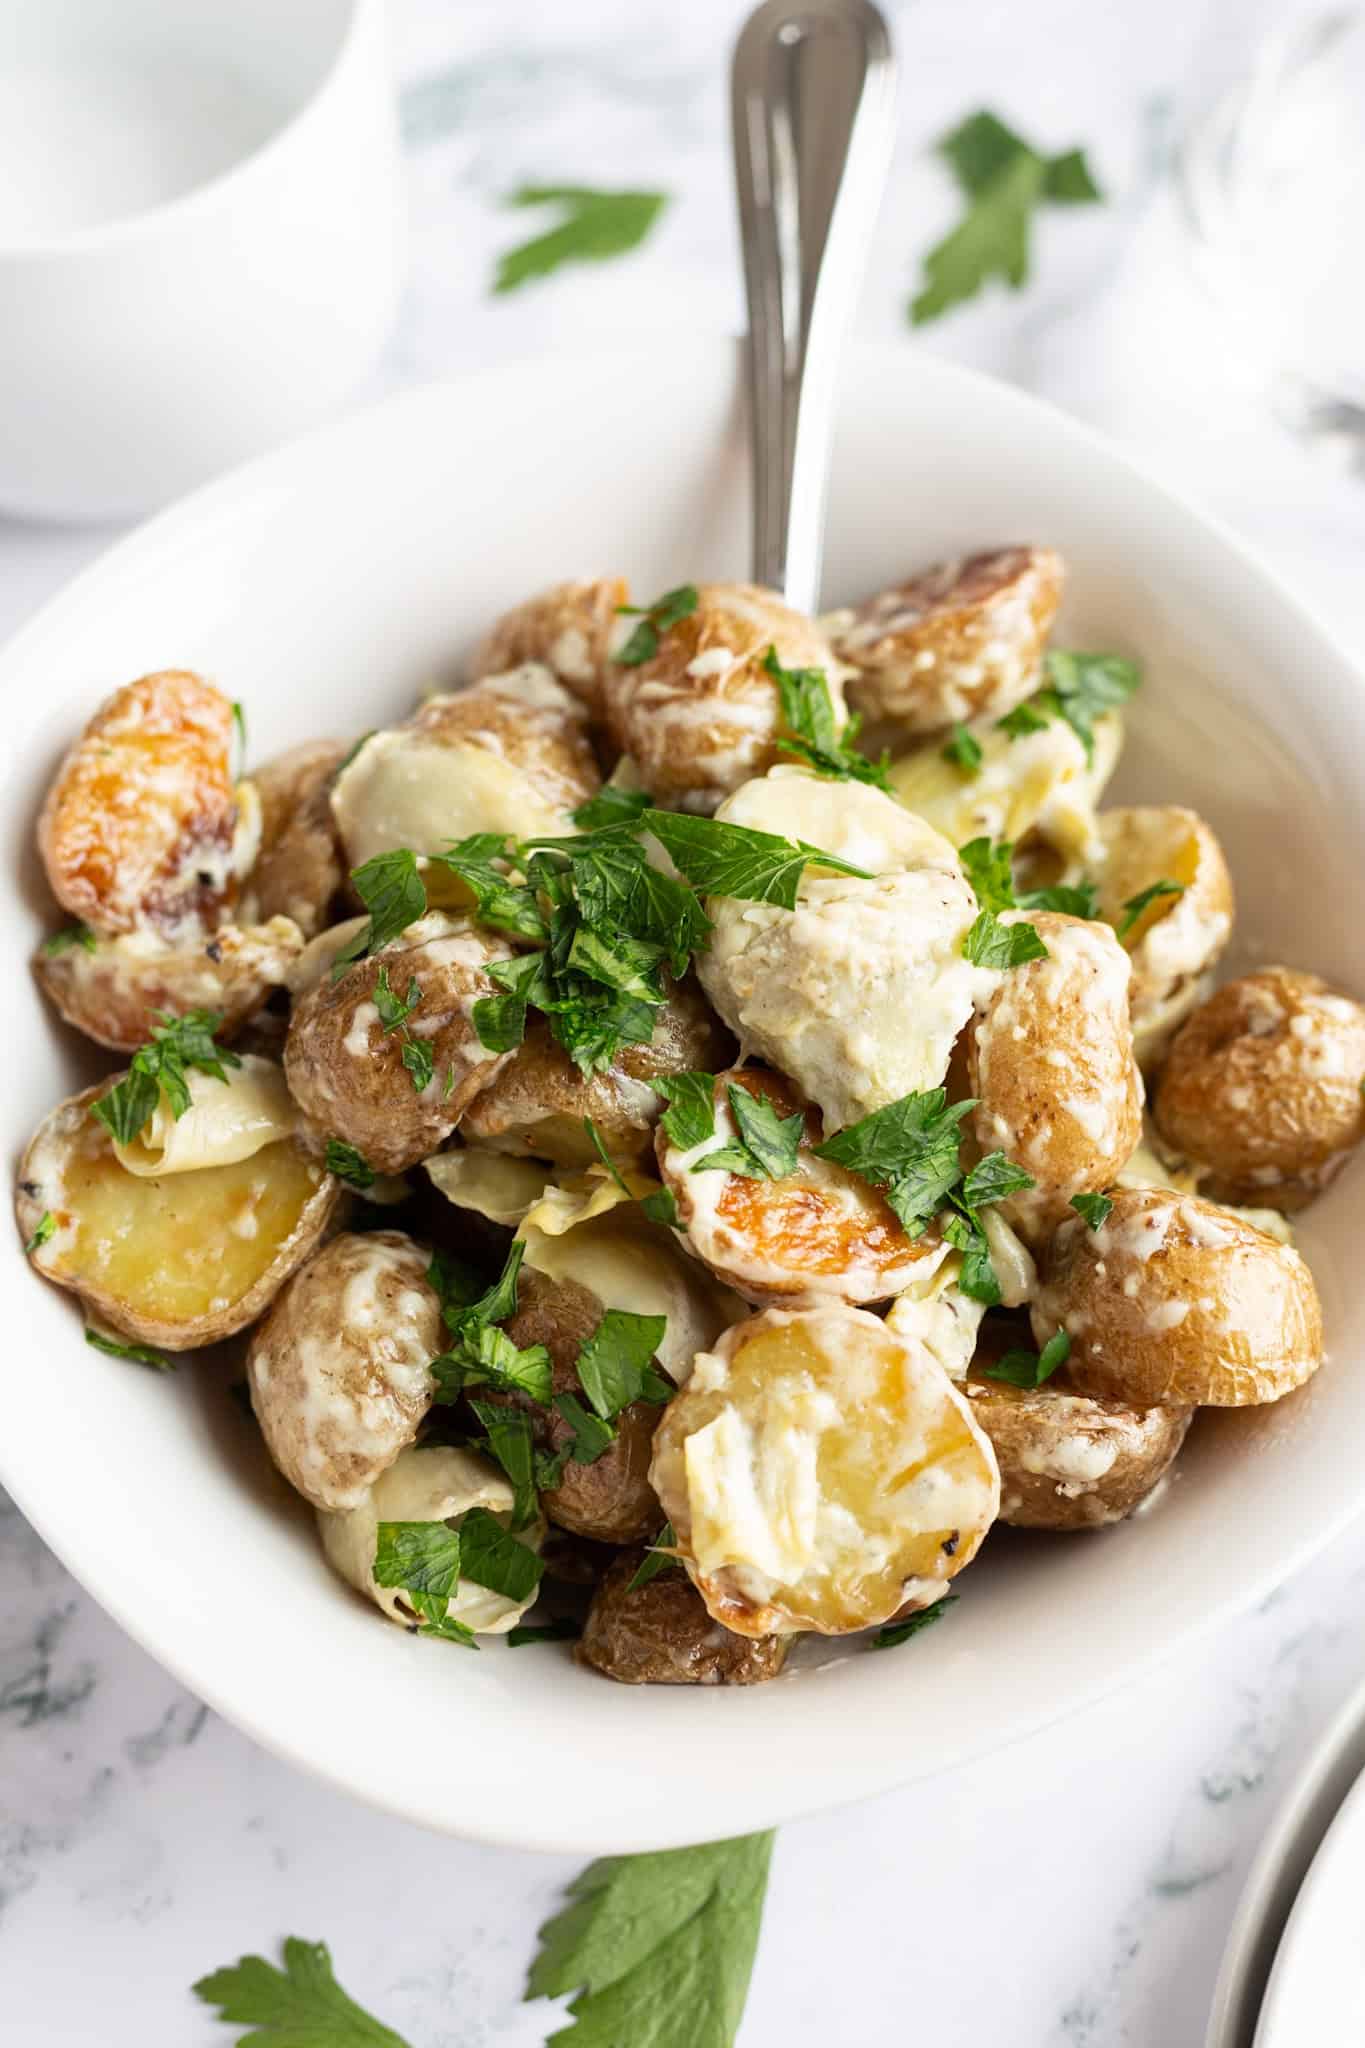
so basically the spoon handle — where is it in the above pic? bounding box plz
[732,0,897,614]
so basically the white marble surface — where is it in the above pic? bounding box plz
[6,2,1365,2042]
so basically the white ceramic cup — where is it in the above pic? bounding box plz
[0,0,404,522]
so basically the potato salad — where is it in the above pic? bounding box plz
[17,550,1363,1680]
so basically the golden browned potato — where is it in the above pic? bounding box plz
[460,974,733,1170]
[828,546,1063,735]
[329,666,600,866]
[966,911,1143,1242]
[1031,1186,1323,1408]
[33,916,304,1053]
[1154,968,1365,1211]
[318,1443,543,1634]
[601,582,845,813]
[1095,806,1234,1064]
[38,670,258,940]
[247,1230,440,1510]
[962,1360,1191,1530]
[15,1084,339,1349]
[240,739,347,938]
[465,577,630,718]
[486,1266,663,1544]
[657,1067,948,1305]
[284,912,517,1175]
[650,1304,999,1636]
[577,1548,791,1684]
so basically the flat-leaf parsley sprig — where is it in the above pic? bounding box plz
[957,834,1048,970]
[493,186,669,296]
[763,646,890,789]
[91,1008,241,1146]
[195,1935,412,2046]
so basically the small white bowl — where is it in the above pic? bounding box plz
[0,0,403,522]
[3,340,1365,1853]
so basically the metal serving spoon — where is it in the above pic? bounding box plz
[732,0,897,615]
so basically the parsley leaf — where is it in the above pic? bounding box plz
[567,924,667,1002]
[40,921,97,956]
[428,1242,554,1405]
[91,1008,240,1144]
[572,785,655,831]
[554,1391,617,1465]
[941,723,983,774]
[962,910,1049,968]
[330,849,427,978]
[651,1070,718,1151]
[399,1035,435,1094]
[958,835,1016,914]
[984,1329,1071,1388]
[374,1519,464,1620]
[814,1089,976,1237]
[527,1831,775,2048]
[643,810,869,907]
[911,111,1103,326]
[324,1139,376,1191]
[508,1616,582,1647]
[941,1209,1001,1305]
[473,951,546,1054]
[23,1211,55,1255]
[457,1505,544,1603]
[494,185,668,296]
[960,1151,1035,1208]
[1040,650,1141,762]
[627,1524,681,1592]
[613,583,699,666]
[429,835,547,941]
[1070,1191,1113,1230]
[84,1325,174,1372]
[763,647,890,788]
[576,1310,670,1421]
[1116,878,1186,940]
[703,1084,803,1182]
[870,1594,958,1650]
[194,1935,411,2045]
[373,966,421,1032]
[1017,880,1100,919]
[640,1186,681,1229]
[468,1400,539,1531]
[996,700,1052,739]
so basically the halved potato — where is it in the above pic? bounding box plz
[247,1230,440,1510]
[460,974,732,1170]
[1031,1187,1323,1408]
[601,582,845,813]
[465,576,630,717]
[240,739,347,938]
[828,545,1063,735]
[318,1443,544,1635]
[578,1547,790,1685]
[33,916,304,1053]
[649,1304,999,1636]
[658,1067,947,1305]
[15,1084,338,1350]
[1094,806,1234,1064]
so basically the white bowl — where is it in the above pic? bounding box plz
[3,341,1364,1854]
[0,0,402,523]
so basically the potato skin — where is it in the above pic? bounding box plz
[578,1549,790,1685]
[1154,968,1365,1210]
[284,912,516,1175]
[966,911,1142,1241]
[1031,1187,1323,1409]
[602,582,845,813]
[489,1266,663,1543]
[465,577,629,718]
[962,1369,1190,1530]
[460,974,733,1170]
[1095,806,1234,1065]
[16,1083,339,1349]
[241,740,347,938]
[830,546,1063,734]
[33,916,304,1053]
[247,1230,440,1510]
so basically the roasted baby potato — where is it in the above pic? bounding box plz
[318,1443,544,1634]
[577,1548,791,1684]
[966,911,1143,1242]
[962,1346,1191,1531]
[33,916,304,1053]
[240,739,347,938]
[1095,806,1234,1064]
[330,665,599,866]
[650,1304,999,1636]
[601,582,845,813]
[828,546,1063,735]
[1031,1187,1323,1408]
[461,974,732,1170]
[697,767,982,1130]
[465,576,630,718]
[284,912,517,1175]
[38,669,256,941]
[247,1230,441,1510]
[1153,968,1365,1210]
[16,1084,338,1350]
[657,1066,948,1305]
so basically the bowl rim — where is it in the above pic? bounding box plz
[4,336,1365,1853]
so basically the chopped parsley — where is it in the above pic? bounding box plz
[40,922,97,957]
[23,1211,55,1255]
[996,700,1051,739]
[428,833,547,941]
[1115,878,1186,940]
[457,1504,545,1604]
[941,723,983,774]
[958,836,1016,914]
[398,1035,435,1094]
[627,1523,681,1592]
[813,1088,977,1237]
[701,1083,803,1181]
[373,965,421,1032]
[493,185,668,296]
[763,646,890,787]
[468,1400,540,1531]
[507,1616,581,1647]
[91,1008,240,1145]
[984,1328,1071,1388]
[957,836,1047,967]
[870,1594,958,1649]
[575,1309,671,1420]
[84,1325,175,1372]
[427,1242,553,1405]
[1070,1191,1113,1231]
[642,809,869,907]
[1039,649,1141,762]
[553,1391,618,1465]
[329,848,427,978]
[651,1070,719,1151]
[1017,879,1100,919]
[571,784,655,831]
[373,1520,473,1643]
[323,1139,375,1191]
[613,582,698,666]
